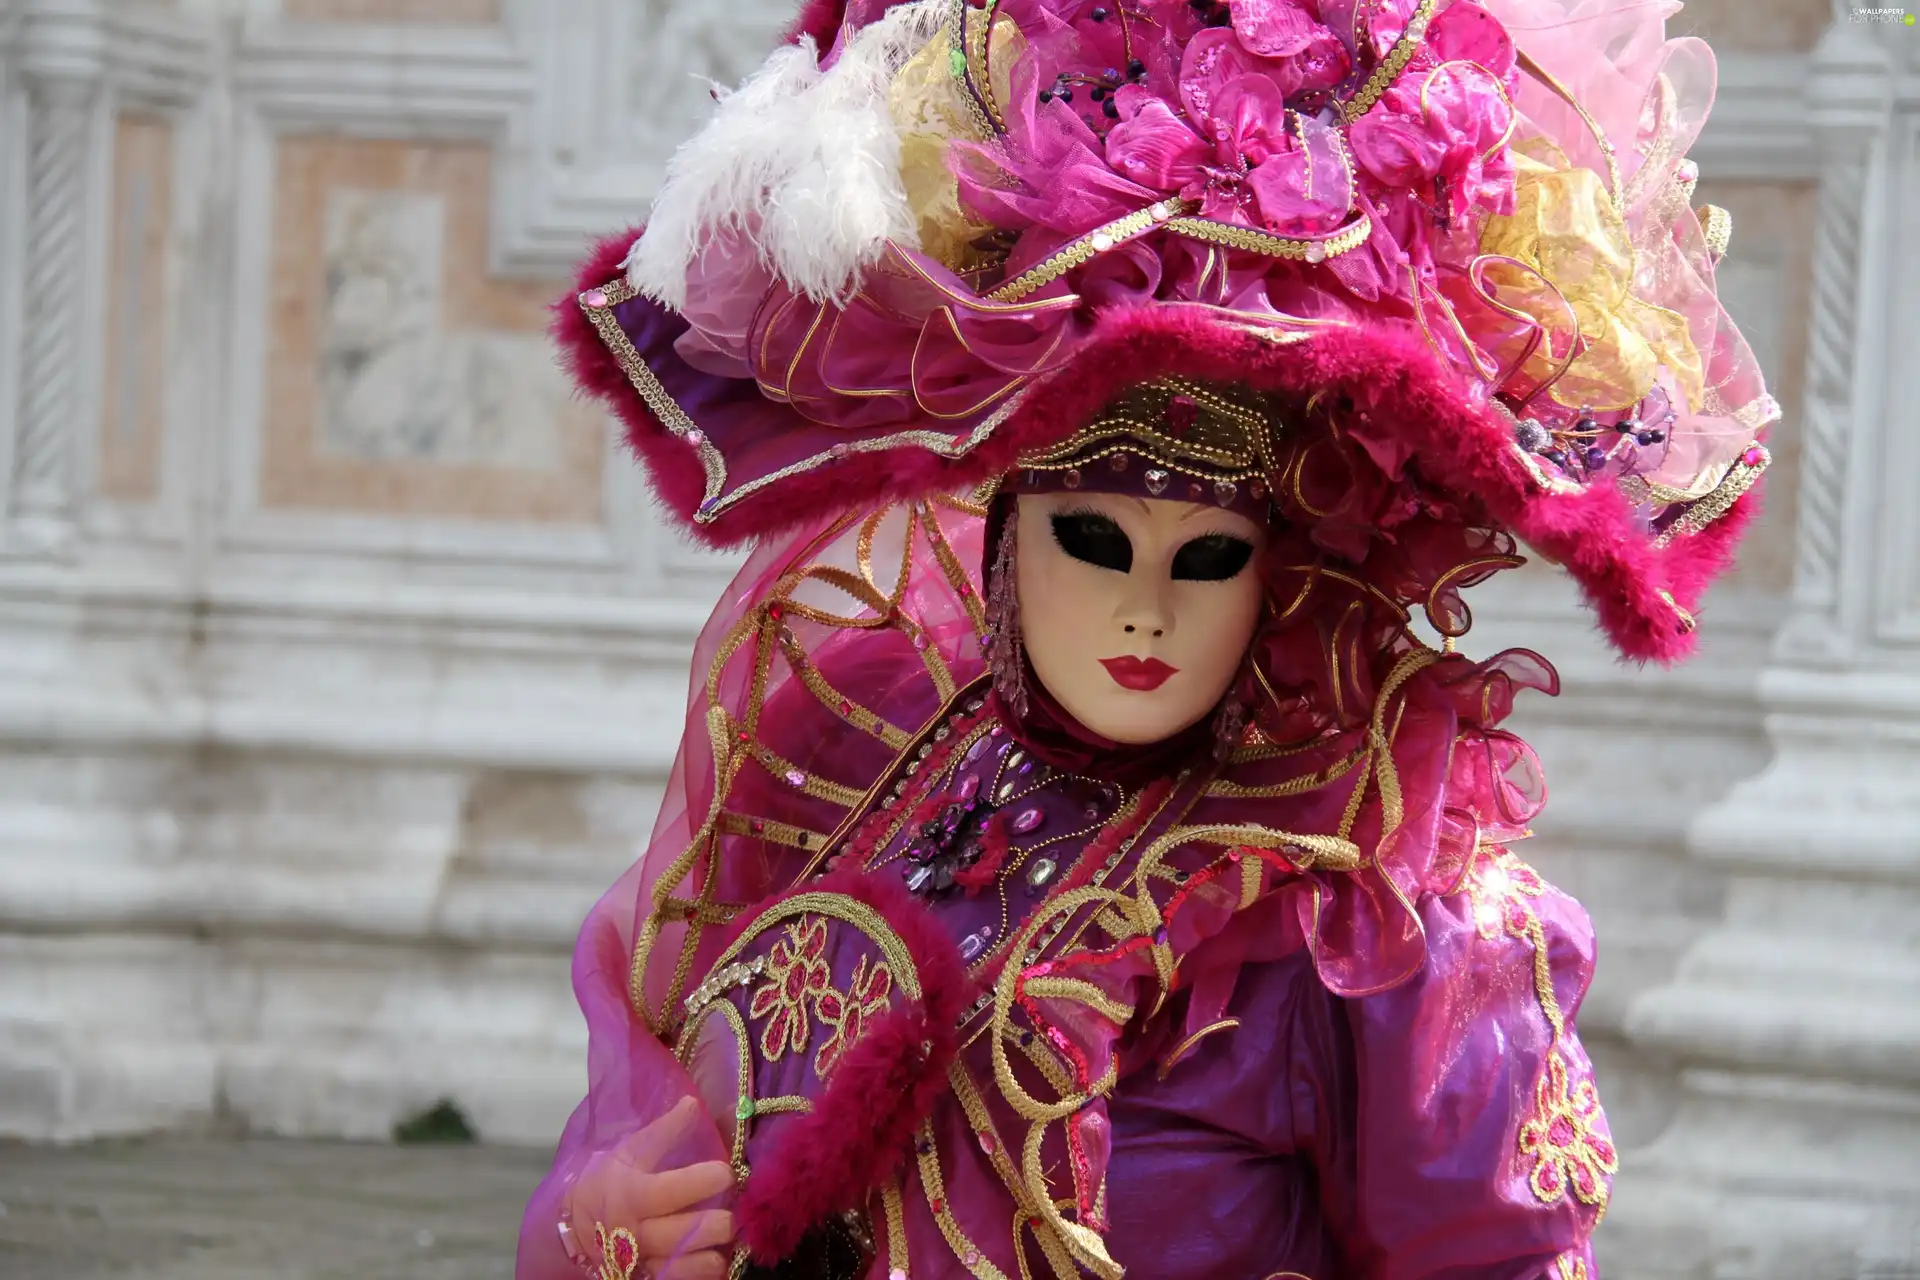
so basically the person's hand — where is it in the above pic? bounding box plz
[560,1097,736,1279]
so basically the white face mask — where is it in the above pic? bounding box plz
[1013,490,1268,746]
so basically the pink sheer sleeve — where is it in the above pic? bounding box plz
[517,505,985,1278]
[514,850,733,1275]
[1307,853,1614,1280]
[516,521,845,1279]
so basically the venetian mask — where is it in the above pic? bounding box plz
[1013,490,1267,745]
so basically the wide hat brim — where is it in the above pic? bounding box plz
[560,228,1757,665]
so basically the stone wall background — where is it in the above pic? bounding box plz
[0,2,1914,1277]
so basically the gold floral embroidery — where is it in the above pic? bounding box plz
[1463,846,1618,1212]
[1556,1253,1590,1280]
[1517,1050,1617,1207]
[743,913,903,1077]
[814,955,895,1077]
[748,917,833,1061]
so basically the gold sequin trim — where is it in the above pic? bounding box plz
[915,1120,1012,1280]
[699,894,927,1063]
[1697,203,1732,260]
[675,999,756,1183]
[951,1065,1082,1279]
[1652,443,1769,546]
[1163,209,1373,264]
[1019,444,1267,487]
[1460,846,1619,1211]
[717,811,831,853]
[581,279,725,492]
[987,199,1191,303]
[955,0,1006,135]
[921,501,991,636]
[773,627,914,752]
[1338,0,1436,121]
[1015,377,1287,482]
[745,741,867,809]
[1205,745,1366,799]
[881,1179,911,1276]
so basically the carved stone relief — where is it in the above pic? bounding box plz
[260,137,602,522]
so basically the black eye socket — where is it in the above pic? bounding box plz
[1050,512,1132,572]
[1171,534,1255,582]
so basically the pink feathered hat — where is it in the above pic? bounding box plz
[559,0,1774,663]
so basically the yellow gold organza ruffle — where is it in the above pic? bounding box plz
[888,13,1023,274]
[1478,141,1704,413]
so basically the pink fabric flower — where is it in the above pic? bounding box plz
[1243,112,1355,233]
[1102,29,1353,233]
[957,60,1161,241]
[1424,0,1518,75]
[1229,0,1352,95]
[1348,2,1519,220]
[1349,74,1516,222]
[1103,94,1208,192]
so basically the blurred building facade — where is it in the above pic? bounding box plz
[0,1,1913,1277]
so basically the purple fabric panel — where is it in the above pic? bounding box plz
[1102,867,1606,1280]
[612,289,984,492]
[1330,885,1604,1280]
[1105,949,1347,1279]
[612,292,742,427]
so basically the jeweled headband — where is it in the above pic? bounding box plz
[1004,378,1283,522]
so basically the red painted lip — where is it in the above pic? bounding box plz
[1099,656,1179,691]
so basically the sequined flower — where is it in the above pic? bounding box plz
[748,916,832,1062]
[813,955,895,1077]
[1518,1049,1619,1207]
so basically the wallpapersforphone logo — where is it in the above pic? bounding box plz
[1848,5,1916,21]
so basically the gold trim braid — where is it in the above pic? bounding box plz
[1013,377,1290,483]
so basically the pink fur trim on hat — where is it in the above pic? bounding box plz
[557,253,1752,664]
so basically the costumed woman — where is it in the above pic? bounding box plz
[520,0,1775,1274]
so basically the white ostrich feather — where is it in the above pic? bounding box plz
[626,0,946,308]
